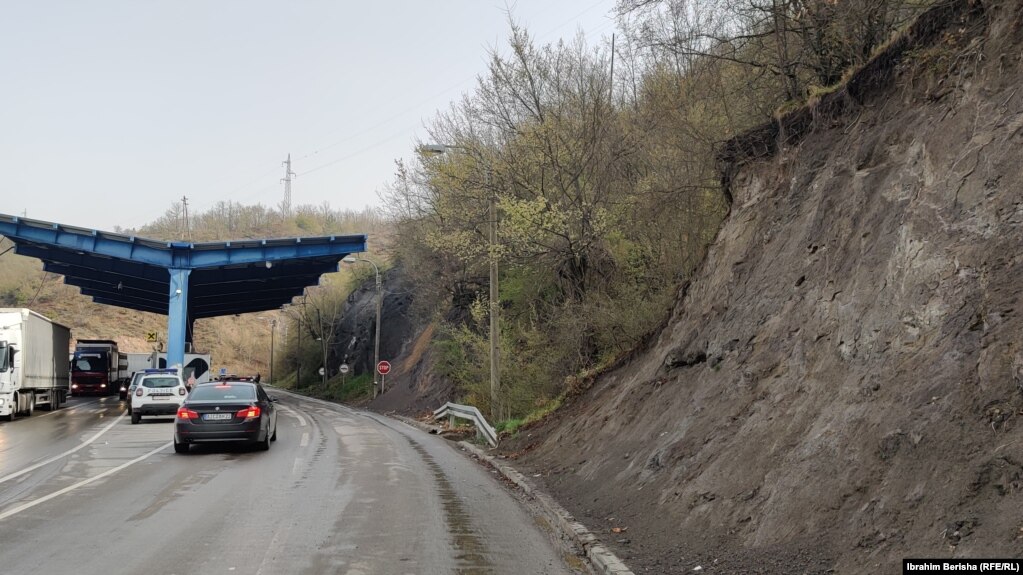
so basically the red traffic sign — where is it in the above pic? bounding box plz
[376,360,391,375]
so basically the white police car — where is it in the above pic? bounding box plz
[130,368,187,424]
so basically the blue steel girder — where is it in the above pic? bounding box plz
[17,243,170,284]
[83,288,169,311]
[191,295,308,316]
[91,296,168,315]
[0,213,368,371]
[46,262,169,294]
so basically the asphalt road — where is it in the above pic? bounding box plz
[0,391,581,575]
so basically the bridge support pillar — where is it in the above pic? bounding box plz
[166,268,192,372]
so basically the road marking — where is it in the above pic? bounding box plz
[0,412,127,485]
[292,457,303,474]
[278,405,306,427]
[33,398,103,419]
[0,441,171,521]
[300,432,309,447]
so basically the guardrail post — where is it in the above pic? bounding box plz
[433,402,498,447]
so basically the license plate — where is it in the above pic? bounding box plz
[203,413,232,421]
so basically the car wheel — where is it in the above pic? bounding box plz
[173,439,189,454]
[127,404,132,415]
[25,394,34,417]
[270,424,277,442]
[131,413,140,425]
[258,430,271,451]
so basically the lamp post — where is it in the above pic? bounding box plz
[256,316,277,384]
[285,295,308,387]
[420,144,499,418]
[342,255,382,397]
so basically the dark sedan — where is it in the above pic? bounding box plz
[173,382,278,454]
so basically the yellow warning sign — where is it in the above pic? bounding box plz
[145,332,158,343]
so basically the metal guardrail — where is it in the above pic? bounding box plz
[433,402,498,447]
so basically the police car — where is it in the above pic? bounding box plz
[130,368,187,424]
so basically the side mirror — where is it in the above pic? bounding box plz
[268,396,277,402]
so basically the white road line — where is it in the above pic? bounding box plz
[291,457,303,474]
[278,405,307,427]
[300,432,309,447]
[33,398,104,419]
[0,412,127,485]
[0,441,171,521]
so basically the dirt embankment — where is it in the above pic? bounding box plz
[503,1,1023,572]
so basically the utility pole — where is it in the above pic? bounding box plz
[317,307,327,387]
[281,154,295,216]
[180,196,191,240]
[488,169,499,419]
[269,319,275,384]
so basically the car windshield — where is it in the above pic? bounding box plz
[142,377,179,388]
[189,385,256,401]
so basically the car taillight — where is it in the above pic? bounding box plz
[135,388,143,397]
[178,387,186,396]
[236,406,261,419]
[176,407,199,420]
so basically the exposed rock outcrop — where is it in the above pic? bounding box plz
[507,1,1023,572]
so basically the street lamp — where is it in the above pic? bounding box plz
[420,143,500,419]
[342,254,382,397]
[256,316,277,384]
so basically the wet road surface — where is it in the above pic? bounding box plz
[0,392,580,574]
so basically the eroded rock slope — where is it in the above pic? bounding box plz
[512,2,1023,572]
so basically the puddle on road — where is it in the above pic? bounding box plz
[408,440,494,574]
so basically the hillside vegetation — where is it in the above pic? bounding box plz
[383,0,933,421]
[504,0,1023,571]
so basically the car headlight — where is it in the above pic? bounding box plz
[0,398,5,406]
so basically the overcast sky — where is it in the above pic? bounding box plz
[1,1,618,233]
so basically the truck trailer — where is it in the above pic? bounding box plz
[0,308,71,421]
[155,352,211,385]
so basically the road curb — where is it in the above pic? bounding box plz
[389,414,633,575]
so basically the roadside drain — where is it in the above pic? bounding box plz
[408,440,494,574]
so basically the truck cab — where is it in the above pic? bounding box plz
[71,339,123,395]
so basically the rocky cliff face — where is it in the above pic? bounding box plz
[510,2,1023,572]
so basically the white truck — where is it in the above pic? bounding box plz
[156,352,212,385]
[0,308,71,421]
[125,352,155,377]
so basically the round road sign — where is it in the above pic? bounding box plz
[339,363,349,374]
[377,360,391,375]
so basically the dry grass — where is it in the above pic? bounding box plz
[402,321,436,373]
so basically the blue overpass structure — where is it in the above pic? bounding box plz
[0,213,367,371]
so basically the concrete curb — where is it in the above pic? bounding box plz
[389,414,633,575]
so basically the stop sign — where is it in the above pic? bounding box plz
[377,360,391,375]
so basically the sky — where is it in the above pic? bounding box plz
[0,1,619,233]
